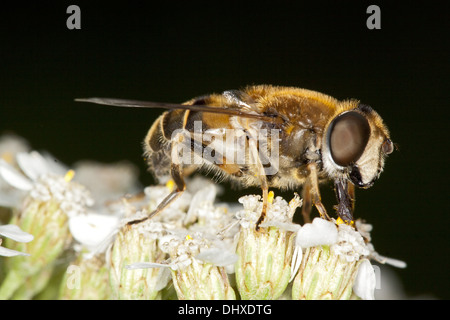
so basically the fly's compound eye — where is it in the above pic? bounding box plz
[328,111,371,167]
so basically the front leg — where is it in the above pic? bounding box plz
[301,162,330,223]
[333,178,354,223]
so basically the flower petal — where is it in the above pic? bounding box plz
[0,191,25,208]
[0,159,33,190]
[383,257,407,269]
[16,151,49,181]
[124,262,174,290]
[296,218,338,248]
[195,247,238,267]
[0,224,34,242]
[154,267,172,291]
[41,152,69,176]
[261,220,300,232]
[184,186,217,224]
[374,253,407,268]
[289,245,303,282]
[69,212,119,248]
[353,259,376,300]
[0,245,30,257]
[125,262,172,270]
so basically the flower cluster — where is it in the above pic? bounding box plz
[0,134,406,300]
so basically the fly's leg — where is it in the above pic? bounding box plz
[347,181,356,212]
[301,181,312,223]
[255,176,269,231]
[127,163,185,226]
[247,130,270,231]
[128,136,186,226]
[301,163,330,223]
[333,178,354,224]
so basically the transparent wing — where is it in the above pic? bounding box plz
[75,97,282,123]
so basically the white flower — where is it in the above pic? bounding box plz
[234,193,300,299]
[128,231,236,272]
[292,218,369,299]
[293,218,371,265]
[292,217,406,300]
[331,222,370,263]
[0,224,34,257]
[125,182,239,277]
[235,193,301,231]
[0,150,101,257]
[291,218,338,282]
[185,186,239,252]
[127,231,236,300]
[0,151,90,205]
[0,151,93,212]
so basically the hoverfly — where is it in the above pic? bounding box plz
[77,85,394,229]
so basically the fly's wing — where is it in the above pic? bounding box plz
[75,96,284,124]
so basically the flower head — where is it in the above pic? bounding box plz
[292,218,368,300]
[0,134,407,300]
[155,232,236,300]
[0,151,93,210]
[109,220,167,300]
[0,151,93,299]
[291,217,406,300]
[234,193,301,300]
[124,183,238,300]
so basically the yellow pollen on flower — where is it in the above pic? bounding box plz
[1,152,13,164]
[267,191,275,204]
[64,169,75,182]
[165,179,175,191]
[336,217,355,226]
[185,234,193,241]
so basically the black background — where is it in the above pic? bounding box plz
[1,1,449,299]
